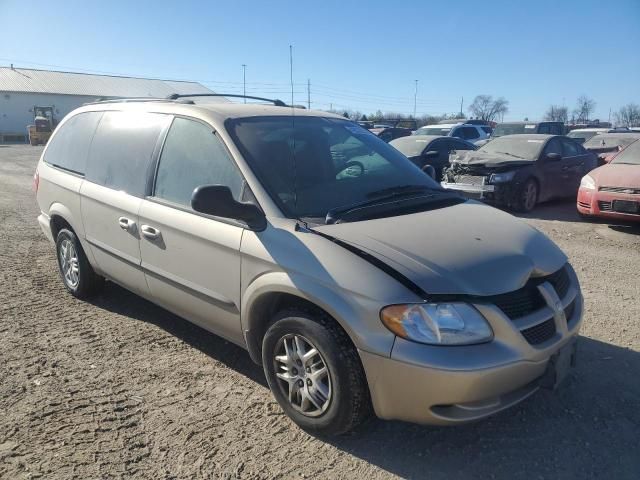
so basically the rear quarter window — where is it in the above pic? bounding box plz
[85,111,170,197]
[43,111,103,175]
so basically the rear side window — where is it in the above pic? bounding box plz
[85,111,169,197]
[538,124,551,134]
[43,112,103,174]
[153,117,244,207]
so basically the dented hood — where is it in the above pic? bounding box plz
[316,201,566,297]
[450,150,534,167]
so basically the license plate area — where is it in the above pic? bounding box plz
[540,339,577,389]
[613,199,639,213]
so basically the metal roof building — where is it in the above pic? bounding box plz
[0,66,220,141]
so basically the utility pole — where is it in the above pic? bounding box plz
[242,64,247,103]
[307,79,311,109]
[460,96,464,117]
[413,80,418,119]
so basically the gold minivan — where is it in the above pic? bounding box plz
[35,96,582,435]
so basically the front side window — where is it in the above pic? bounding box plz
[85,111,169,197]
[226,116,443,220]
[44,111,103,174]
[543,138,563,157]
[561,138,580,157]
[154,117,244,207]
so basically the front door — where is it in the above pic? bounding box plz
[560,137,589,193]
[138,117,246,344]
[539,137,567,200]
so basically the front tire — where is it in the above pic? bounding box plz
[262,308,371,436]
[55,228,104,298]
[513,178,538,213]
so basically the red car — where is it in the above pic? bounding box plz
[577,138,640,222]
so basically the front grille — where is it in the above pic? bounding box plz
[453,175,488,186]
[598,201,613,211]
[599,186,640,194]
[547,267,570,299]
[489,287,546,320]
[482,266,570,320]
[577,201,590,209]
[521,318,556,345]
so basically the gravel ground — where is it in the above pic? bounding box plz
[1,145,639,479]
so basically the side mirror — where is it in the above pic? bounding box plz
[424,150,439,158]
[422,164,436,179]
[191,185,265,230]
[546,152,562,161]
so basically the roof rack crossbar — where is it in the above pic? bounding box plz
[166,93,287,107]
[83,97,195,106]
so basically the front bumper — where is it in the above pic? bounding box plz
[577,187,640,222]
[359,279,584,425]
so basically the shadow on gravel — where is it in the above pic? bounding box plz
[324,336,640,479]
[88,282,267,387]
[87,283,639,478]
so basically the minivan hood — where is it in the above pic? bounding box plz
[315,201,566,297]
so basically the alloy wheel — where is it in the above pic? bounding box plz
[273,334,332,417]
[59,239,80,288]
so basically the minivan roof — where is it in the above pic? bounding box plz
[76,99,346,123]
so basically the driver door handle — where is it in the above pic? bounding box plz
[141,225,161,240]
[561,166,569,171]
[118,217,136,231]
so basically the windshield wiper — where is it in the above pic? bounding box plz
[494,151,526,159]
[326,187,456,224]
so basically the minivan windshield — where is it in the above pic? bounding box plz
[226,116,450,221]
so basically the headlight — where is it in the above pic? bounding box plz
[380,303,493,345]
[489,171,516,183]
[580,175,595,190]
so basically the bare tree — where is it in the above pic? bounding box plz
[468,95,509,122]
[614,103,640,127]
[572,95,596,123]
[544,105,568,123]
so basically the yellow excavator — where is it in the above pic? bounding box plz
[28,106,57,146]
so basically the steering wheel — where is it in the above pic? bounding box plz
[337,160,365,178]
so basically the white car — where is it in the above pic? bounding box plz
[413,123,490,145]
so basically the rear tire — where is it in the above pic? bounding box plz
[262,308,372,436]
[513,178,538,213]
[55,228,104,298]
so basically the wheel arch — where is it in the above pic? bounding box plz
[241,273,373,365]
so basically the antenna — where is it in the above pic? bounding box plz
[289,45,298,212]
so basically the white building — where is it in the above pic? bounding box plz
[0,66,218,142]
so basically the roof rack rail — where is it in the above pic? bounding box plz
[166,93,287,107]
[84,97,195,106]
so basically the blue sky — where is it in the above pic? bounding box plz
[1,0,638,121]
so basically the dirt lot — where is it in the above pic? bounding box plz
[1,145,639,479]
